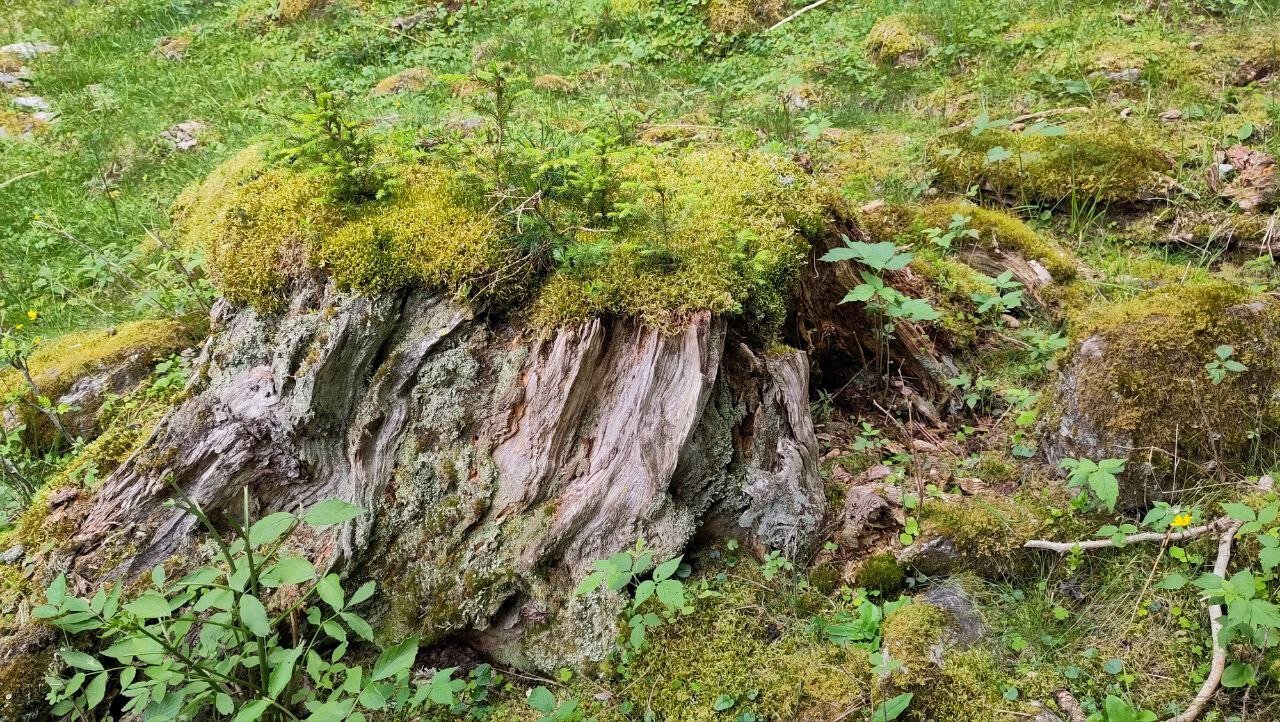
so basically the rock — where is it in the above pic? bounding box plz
[160,120,209,151]
[371,67,433,96]
[0,42,58,60]
[1046,283,1280,506]
[69,276,826,671]
[0,545,24,565]
[920,582,986,647]
[1103,67,1141,83]
[0,72,25,90]
[863,14,934,68]
[896,535,959,575]
[389,10,433,32]
[10,95,50,113]
[1158,108,1182,122]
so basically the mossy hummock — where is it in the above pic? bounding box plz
[178,144,825,334]
[931,126,1172,204]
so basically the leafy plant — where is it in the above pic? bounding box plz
[921,213,977,250]
[526,685,593,722]
[1086,695,1156,722]
[1060,457,1125,511]
[820,238,940,337]
[870,691,913,721]
[38,488,462,721]
[1205,344,1247,385]
[971,270,1024,315]
[576,540,688,653]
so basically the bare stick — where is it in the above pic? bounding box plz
[0,169,45,192]
[1023,518,1228,553]
[764,0,834,32]
[1164,521,1241,722]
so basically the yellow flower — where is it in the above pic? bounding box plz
[1172,513,1193,529]
[26,309,37,321]
[13,324,22,331]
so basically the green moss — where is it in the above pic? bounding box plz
[919,202,1076,281]
[855,552,905,596]
[930,126,1171,204]
[532,148,826,335]
[1066,280,1280,473]
[706,0,783,35]
[275,0,329,22]
[0,319,196,403]
[879,603,1017,721]
[0,647,52,721]
[624,575,870,721]
[863,14,933,66]
[916,494,1044,576]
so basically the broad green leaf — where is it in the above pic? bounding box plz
[232,699,271,722]
[239,594,272,637]
[248,512,296,548]
[1222,662,1256,688]
[871,692,913,722]
[303,499,363,528]
[316,574,345,611]
[1155,573,1187,590]
[342,612,376,642]
[527,685,556,714]
[124,593,171,619]
[85,672,107,709]
[575,572,604,596]
[656,579,685,610]
[1222,503,1256,522]
[349,580,376,607]
[268,647,304,698]
[59,649,104,671]
[426,668,458,706]
[262,556,316,587]
[371,636,419,681]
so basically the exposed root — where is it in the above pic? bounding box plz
[1026,519,1242,722]
[1164,521,1242,722]
[1023,517,1230,553]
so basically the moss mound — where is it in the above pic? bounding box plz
[0,319,195,403]
[1061,281,1280,481]
[707,0,784,35]
[624,576,870,721]
[532,148,825,333]
[913,493,1046,577]
[179,144,824,334]
[919,201,1076,281]
[863,14,933,66]
[931,126,1171,204]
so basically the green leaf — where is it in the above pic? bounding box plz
[656,579,685,610]
[268,648,304,698]
[712,694,735,711]
[248,512,296,548]
[371,636,419,681]
[871,692,913,722]
[59,649,104,671]
[124,593,171,619]
[303,499,363,527]
[527,686,556,714]
[653,556,682,582]
[1222,662,1256,688]
[426,668,458,706]
[1222,503,1256,522]
[232,699,271,722]
[85,672,107,708]
[1156,573,1188,590]
[349,580,376,607]
[239,594,272,637]
[575,571,604,596]
[342,612,376,642]
[262,556,316,587]
[316,574,345,611]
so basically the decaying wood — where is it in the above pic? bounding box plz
[787,209,959,403]
[1053,688,1087,722]
[66,276,827,670]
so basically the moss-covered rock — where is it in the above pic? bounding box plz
[1048,281,1280,504]
[855,551,906,596]
[706,0,784,35]
[863,14,934,68]
[930,126,1172,204]
[903,493,1045,577]
[918,201,1076,282]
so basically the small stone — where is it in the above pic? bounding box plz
[1188,41,1204,51]
[1001,313,1021,328]
[0,545,24,565]
[48,487,79,508]
[154,35,191,61]
[10,95,50,112]
[921,582,986,647]
[0,42,58,60]
[0,72,25,90]
[1105,68,1141,84]
[160,120,209,150]
[1158,108,1182,122]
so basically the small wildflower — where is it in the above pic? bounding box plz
[1172,513,1193,529]
[26,309,37,321]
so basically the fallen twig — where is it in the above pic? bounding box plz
[764,0,834,32]
[1023,517,1229,553]
[0,168,46,191]
[1165,521,1241,722]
